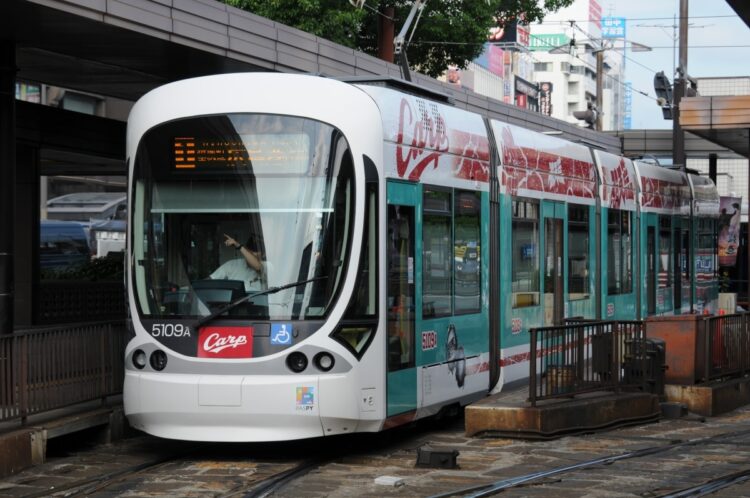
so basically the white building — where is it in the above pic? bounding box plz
[528,0,627,131]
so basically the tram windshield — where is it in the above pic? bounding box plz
[131,114,355,320]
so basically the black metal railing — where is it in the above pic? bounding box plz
[699,312,750,383]
[528,320,648,406]
[38,282,126,324]
[0,321,129,424]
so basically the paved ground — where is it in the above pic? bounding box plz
[3,400,750,497]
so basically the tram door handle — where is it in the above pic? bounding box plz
[557,257,561,277]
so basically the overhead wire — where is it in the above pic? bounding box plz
[411,32,658,101]
[350,3,744,102]
[537,14,740,24]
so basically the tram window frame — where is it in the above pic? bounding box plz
[454,190,481,315]
[659,216,672,289]
[386,204,416,372]
[607,209,633,295]
[567,204,590,301]
[512,198,540,308]
[423,187,453,318]
[335,182,379,360]
[680,219,691,291]
[343,183,378,320]
[697,218,717,283]
[421,187,483,318]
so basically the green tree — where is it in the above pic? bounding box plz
[224,0,574,77]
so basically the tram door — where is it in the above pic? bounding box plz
[543,202,566,326]
[673,220,682,311]
[647,226,657,315]
[386,182,418,417]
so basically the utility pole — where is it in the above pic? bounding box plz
[672,0,688,170]
[378,6,395,63]
[595,48,604,131]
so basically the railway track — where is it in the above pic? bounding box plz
[427,428,750,498]
[33,455,321,498]
[6,409,750,498]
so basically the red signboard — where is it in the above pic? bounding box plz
[198,326,253,358]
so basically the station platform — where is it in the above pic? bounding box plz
[665,376,750,417]
[0,399,127,478]
[465,386,662,439]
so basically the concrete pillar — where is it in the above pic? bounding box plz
[14,145,39,326]
[0,41,16,334]
[708,153,717,185]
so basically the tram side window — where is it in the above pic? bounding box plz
[681,222,691,290]
[454,191,481,314]
[607,209,633,295]
[338,184,378,360]
[568,204,590,301]
[512,199,540,308]
[344,184,378,319]
[659,216,672,289]
[423,189,452,317]
[387,204,415,371]
[697,218,716,282]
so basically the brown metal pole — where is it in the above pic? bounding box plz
[378,6,395,63]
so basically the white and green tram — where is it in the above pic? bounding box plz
[123,73,718,441]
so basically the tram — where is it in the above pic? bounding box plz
[123,73,718,441]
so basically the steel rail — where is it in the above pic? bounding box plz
[429,428,750,498]
[240,460,323,498]
[657,469,750,497]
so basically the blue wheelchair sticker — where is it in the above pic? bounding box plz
[271,323,293,345]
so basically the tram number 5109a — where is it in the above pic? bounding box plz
[151,323,193,338]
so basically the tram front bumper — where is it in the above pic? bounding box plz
[124,371,335,442]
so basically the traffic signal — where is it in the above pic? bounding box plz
[573,102,597,129]
[653,71,673,120]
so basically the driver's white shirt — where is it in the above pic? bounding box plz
[209,258,264,292]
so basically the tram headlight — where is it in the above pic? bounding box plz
[286,352,308,373]
[132,349,147,369]
[313,352,335,372]
[150,350,168,371]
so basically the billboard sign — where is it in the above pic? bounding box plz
[602,17,626,39]
[529,33,571,52]
[539,82,553,116]
[719,196,742,267]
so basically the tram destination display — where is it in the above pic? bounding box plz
[172,134,309,174]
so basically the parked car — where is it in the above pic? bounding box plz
[46,192,127,257]
[89,218,126,257]
[46,192,127,222]
[39,220,91,270]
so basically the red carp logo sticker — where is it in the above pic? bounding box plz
[198,326,253,358]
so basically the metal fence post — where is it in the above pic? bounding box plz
[613,321,621,393]
[576,325,585,384]
[100,324,107,406]
[745,313,749,374]
[702,316,710,383]
[529,328,537,407]
[19,333,28,423]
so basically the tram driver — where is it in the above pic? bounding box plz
[210,234,267,292]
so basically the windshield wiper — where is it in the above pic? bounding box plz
[193,276,327,330]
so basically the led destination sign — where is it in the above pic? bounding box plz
[173,134,310,174]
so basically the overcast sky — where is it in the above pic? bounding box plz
[605,0,750,129]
